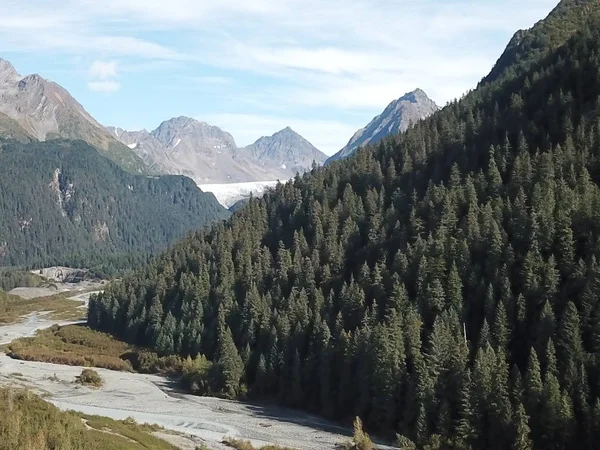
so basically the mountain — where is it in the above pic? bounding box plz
[243,127,327,177]
[105,126,167,173]
[109,119,324,183]
[0,58,146,173]
[0,111,32,142]
[482,0,595,85]
[326,88,438,164]
[90,1,600,448]
[0,138,228,272]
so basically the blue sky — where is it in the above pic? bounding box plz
[0,0,559,155]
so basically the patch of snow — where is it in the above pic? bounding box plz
[199,180,281,207]
[280,164,287,170]
[172,137,181,148]
[127,142,138,149]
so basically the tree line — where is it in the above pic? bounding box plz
[90,9,600,450]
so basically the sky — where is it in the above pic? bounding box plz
[0,0,560,155]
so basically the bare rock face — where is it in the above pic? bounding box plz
[108,118,326,183]
[243,126,327,178]
[0,58,146,172]
[326,89,438,164]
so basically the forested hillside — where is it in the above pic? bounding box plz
[0,139,228,273]
[90,1,600,448]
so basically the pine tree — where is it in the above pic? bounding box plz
[216,321,244,398]
[557,301,583,391]
[512,402,533,450]
[492,300,510,351]
[416,403,428,445]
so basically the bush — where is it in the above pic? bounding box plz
[339,417,373,450]
[222,438,294,450]
[77,368,103,387]
[397,435,417,450]
[181,355,216,395]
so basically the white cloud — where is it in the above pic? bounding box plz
[89,60,117,79]
[87,80,121,93]
[0,0,562,148]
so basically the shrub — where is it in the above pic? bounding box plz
[222,438,294,450]
[77,368,103,387]
[181,355,215,395]
[397,435,417,450]
[338,417,373,450]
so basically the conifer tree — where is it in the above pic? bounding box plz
[216,321,244,398]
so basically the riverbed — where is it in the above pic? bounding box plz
[0,291,368,450]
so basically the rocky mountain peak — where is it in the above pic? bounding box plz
[0,59,18,79]
[110,118,327,183]
[403,88,430,102]
[243,127,327,176]
[152,116,238,150]
[0,57,146,172]
[326,88,438,164]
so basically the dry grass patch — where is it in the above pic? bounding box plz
[6,324,134,371]
[5,324,189,376]
[0,291,85,324]
[0,387,178,450]
[222,437,296,450]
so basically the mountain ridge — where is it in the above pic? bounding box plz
[108,118,326,183]
[0,58,147,173]
[326,88,438,164]
[243,126,327,175]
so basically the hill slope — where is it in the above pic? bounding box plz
[0,59,147,173]
[326,88,438,163]
[0,139,228,272]
[90,1,600,448]
[483,0,599,85]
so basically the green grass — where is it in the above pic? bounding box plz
[0,291,85,324]
[81,414,175,449]
[0,387,178,450]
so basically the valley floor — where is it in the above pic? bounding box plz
[0,290,387,450]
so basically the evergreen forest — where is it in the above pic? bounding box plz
[0,139,229,274]
[90,1,600,448]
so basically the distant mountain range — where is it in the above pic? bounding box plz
[107,119,328,183]
[0,59,147,173]
[0,56,437,185]
[326,89,438,164]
